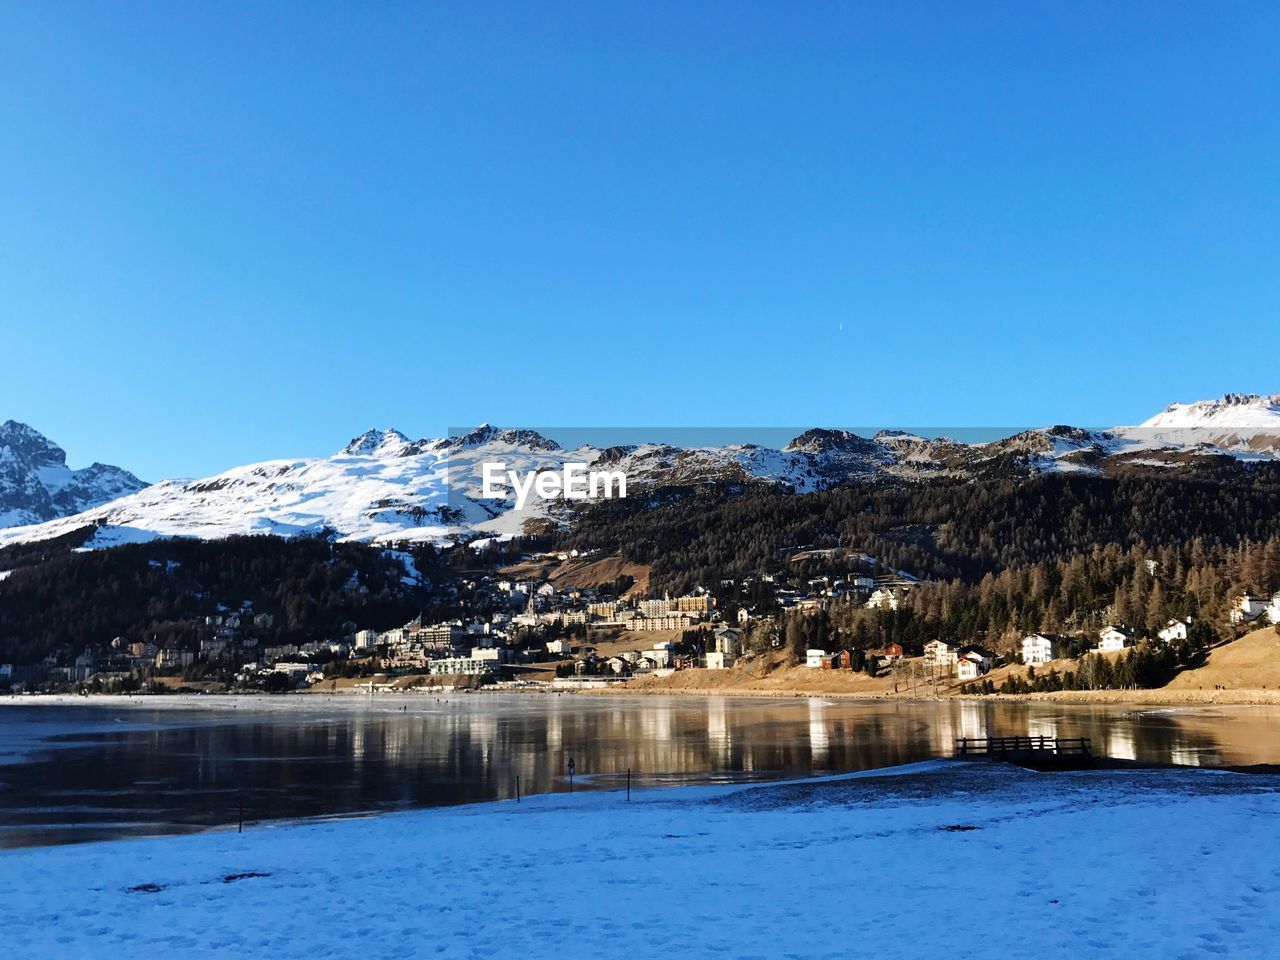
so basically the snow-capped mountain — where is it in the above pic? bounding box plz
[0,421,147,528]
[1,394,1277,552]
[1126,393,1280,454]
[1140,393,1280,430]
[0,426,858,551]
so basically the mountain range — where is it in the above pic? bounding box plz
[1,393,1278,553]
[0,421,147,530]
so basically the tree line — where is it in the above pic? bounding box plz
[0,534,448,663]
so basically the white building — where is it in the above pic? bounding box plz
[1269,593,1280,625]
[546,638,573,655]
[805,649,829,669]
[956,658,985,681]
[1156,619,1190,644]
[1022,633,1061,665]
[353,629,379,650]
[648,645,673,667]
[640,598,673,618]
[864,588,902,611]
[1096,626,1135,653]
[710,627,741,657]
[271,661,319,678]
[1231,594,1270,624]
[423,657,496,676]
[923,639,957,666]
[705,651,735,670]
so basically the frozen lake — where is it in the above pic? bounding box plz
[2,693,1279,847]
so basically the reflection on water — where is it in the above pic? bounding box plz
[2,694,1280,848]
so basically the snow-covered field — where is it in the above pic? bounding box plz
[3,760,1278,959]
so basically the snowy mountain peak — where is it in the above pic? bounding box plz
[340,428,412,457]
[0,421,146,528]
[783,428,878,455]
[8,394,1280,550]
[1138,393,1280,430]
[0,419,68,469]
[446,425,561,452]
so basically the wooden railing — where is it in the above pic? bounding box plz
[955,736,1091,757]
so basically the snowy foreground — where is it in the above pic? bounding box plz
[4,761,1279,960]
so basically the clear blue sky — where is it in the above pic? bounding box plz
[2,2,1278,480]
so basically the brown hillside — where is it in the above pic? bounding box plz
[499,554,651,597]
[1164,627,1280,691]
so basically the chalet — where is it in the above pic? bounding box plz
[956,658,985,681]
[1156,619,1190,644]
[1230,594,1270,624]
[881,642,905,660]
[736,608,752,626]
[1096,625,1136,653]
[705,651,735,670]
[923,639,958,666]
[959,646,995,673]
[805,648,836,669]
[1022,633,1064,665]
[1269,593,1280,625]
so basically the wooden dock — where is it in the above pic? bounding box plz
[955,736,1094,769]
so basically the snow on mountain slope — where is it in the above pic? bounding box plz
[0,421,147,528]
[0,425,913,550]
[1139,393,1280,430]
[3,394,1278,552]
[1116,393,1280,455]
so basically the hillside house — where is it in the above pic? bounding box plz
[1230,594,1271,624]
[1096,626,1136,653]
[710,627,742,657]
[1269,593,1280,625]
[957,650,993,670]
[1157,619,1190,644]
[956,657,985,681]
[881,642,905,660]
[923,639,958,666]
[705,651,735,670]
[1022,633,1064,665]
